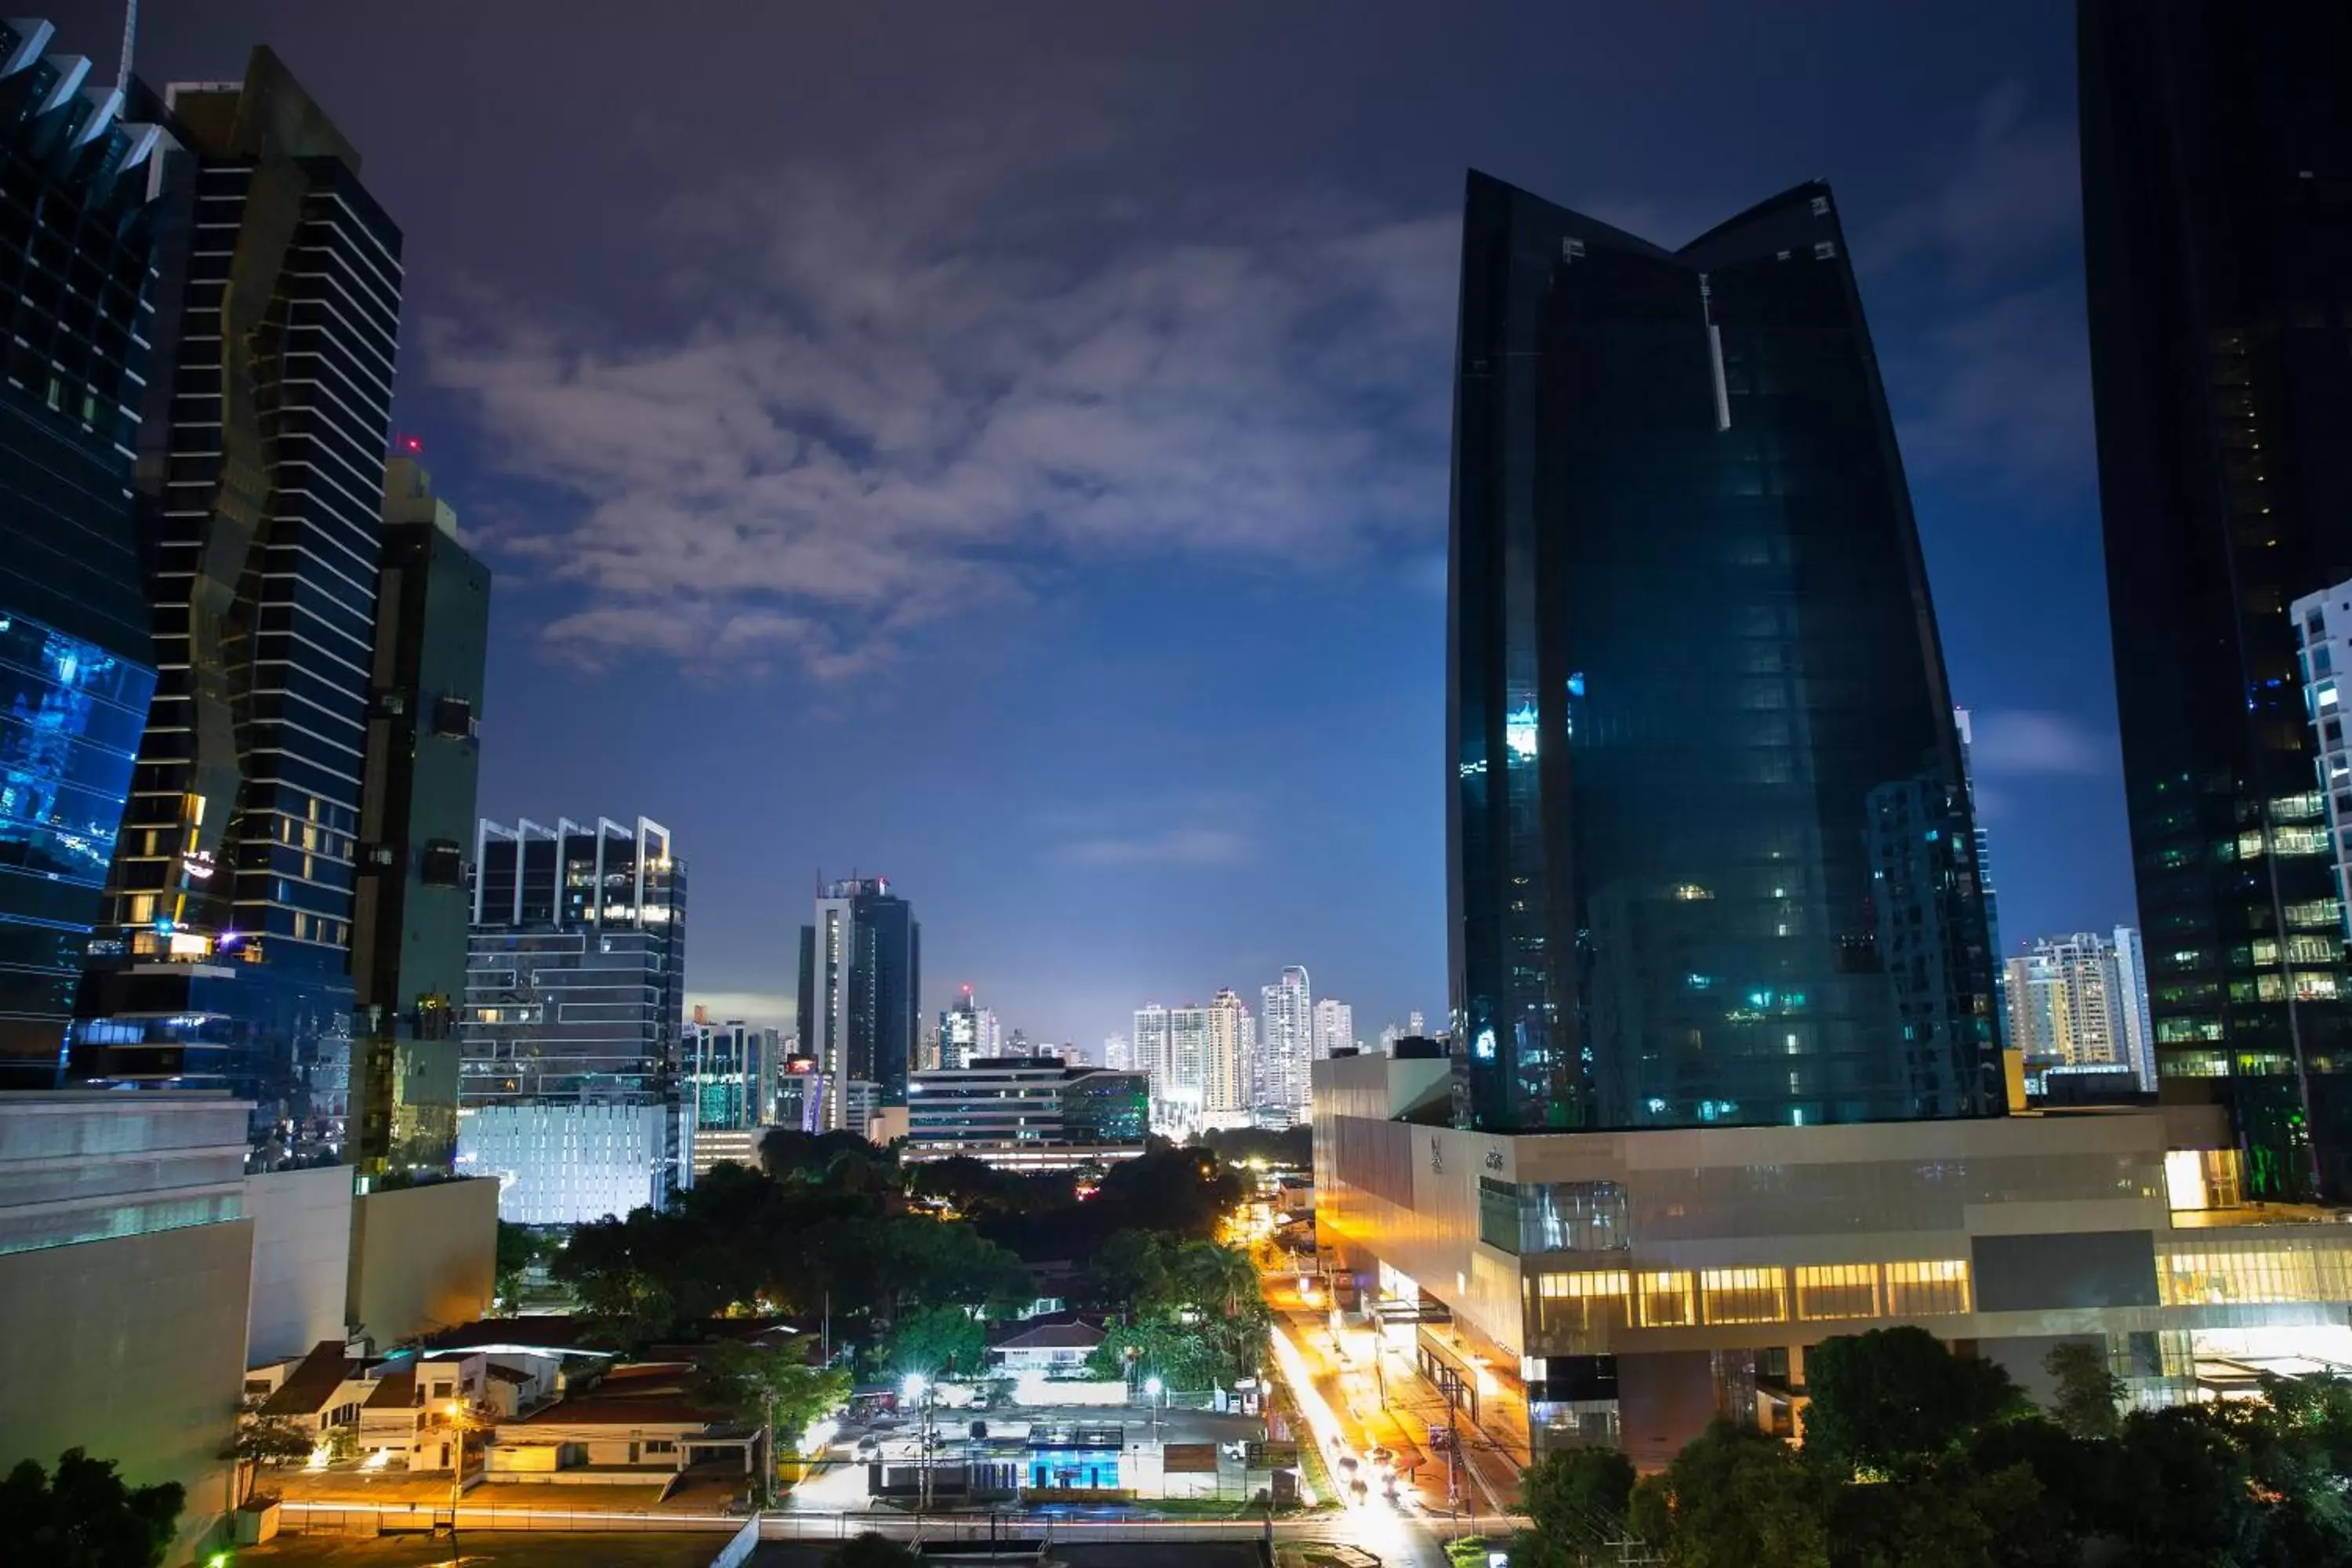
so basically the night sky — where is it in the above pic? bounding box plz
[77,1,2128,1046]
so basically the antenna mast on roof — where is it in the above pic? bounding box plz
[116,0,137,90]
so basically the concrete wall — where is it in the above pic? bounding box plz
[0,1219,254,1559]
[347,1177,496,1346]
[244,1166,354,1363]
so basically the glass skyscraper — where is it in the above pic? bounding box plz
[2081,0,2352,1197]
[71,49,402,1167]
[799,877,920,1120]
[1446,170,1998,1134]
[0,25,170,1087]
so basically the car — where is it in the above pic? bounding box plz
[854,1436,880,1454]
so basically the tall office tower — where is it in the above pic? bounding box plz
[2292,583,2352,935]
[685,1018,760,1131]
[1311,997,1355,1059]
[348,457,487,1176]
[1258,965,1312,1112]
[2112,925,2157,1091]
[936,985,1000,1070]
[1203,987,1254,1114]
[1954,707,2006,1028]
[797,876,919,1125]
[71,49,405,1167]
[2003,931,2158,1093]
[1102,1033,1131,1072]
[1446,171,1997,1133]
[0,26,174,1087]
[2082,1,2352,1195]
[456,817,687,1221]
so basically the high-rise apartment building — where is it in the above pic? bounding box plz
[2005,930,2158,1091]
[348,457,487,1176]
[71,48,405,1167]
[2083,0,2352,1194]
[0,26,172,1087]
[797,877,919,1124]
[1446,170,1996,1133]
[1102,1033,1131,1072]
[1131,1004,1173,1104]
[938,985,1000,1070]
[1312,998,1355,1060]
[1203,987,1254,1115]
[1258,966,1312,1113]
[456,817,687,1221]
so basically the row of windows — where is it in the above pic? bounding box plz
[2160,1248,2352,1306]
[1528,1259,1972,1338]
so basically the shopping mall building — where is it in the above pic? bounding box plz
[1312,1051,2352,1470]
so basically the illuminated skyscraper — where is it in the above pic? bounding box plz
[1258,965,1312,1113]
[2084,0,2352,1193]
[938,986,1000,1070]
[71,49,405,1166]
[0,24,172,1087]
[798,877,919,1124]
[1203,987,1254,1115]
[1311,997,1354,1060]
[1446,170,1996,1132]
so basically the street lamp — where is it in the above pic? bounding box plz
[1144,1375,1163,1441]
[443,1399,474,1554]
[901,1374,934,1517]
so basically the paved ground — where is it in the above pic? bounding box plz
[241,1533,731,1568]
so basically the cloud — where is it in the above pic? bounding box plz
[1966,710,2114,777]
[1892,283,2092,485]
[1057,826,1250,867]
[429,135,1456,677]
[1864,80,2079,285]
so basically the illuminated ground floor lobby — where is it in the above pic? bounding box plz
[1312,1054,2352,1469]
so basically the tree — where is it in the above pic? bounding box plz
[1802,1327,2022,1477]
[1628,1420,1826,1568]
[2042,1341,2124,1440]
[1519,1446,1636,1563]
[2107,1405,2262,1566]
[830,1533,920,1568]
[1825,1461,2038,1568]
[1171,1240,1260,1319]
[0,1449,183,1568]
[223,1413,317,1465]
[877,1305,989,1381]
[694,1342,852,1507]
[495,1221,549,1307]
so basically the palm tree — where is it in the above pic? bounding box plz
[1181,1241,1261,1319]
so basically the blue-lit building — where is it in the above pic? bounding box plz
[0,23,173,1087]
[71,48,403,1167]
[1446,171,1999,1134]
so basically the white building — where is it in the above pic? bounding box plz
[905,1058,1149,1171]
[1259,966,1313,1116]
[1311,997,1354,1060]
[1102,1033,1131,1072]
[455,1100,687,1225]
[2003,929,2158,1091]
[938,988,1002,1070]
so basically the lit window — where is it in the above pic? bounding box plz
[1699,1268,1787,1326]
[1795,1265,1878,1320]
[1884,1260,1969,1316]
[1637,1272,1696,1328]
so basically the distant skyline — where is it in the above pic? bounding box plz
[103,2,2135,1046]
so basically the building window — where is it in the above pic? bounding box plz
[1530,1271,1632,1341]
[2161,1247,2352,1305]
[433,695,477,739]
[1478,1178,1520,1254]
[1636,1271,1696,1328]
[1884,1260,1970,1316]
[1699,1267,1787,1326]
[1519,1181,1628,1252]
[1794,1264,1878,1320]
[422,840,465,887]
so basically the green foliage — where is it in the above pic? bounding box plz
[877,1305,988,1381]
[1802,1327,2023,1476]
[829,1533,921,1568]
[1194,1124,1312,1169]
[1628,1420,1827,1568]
[495,1220,552,1307]
[1825,1461,2038,1568]
[0,1449,183,1568]
[1520,1446,1636,1558]
[692,1341,851,1506]
[1078,1232,1267,1389]
[2042,1341,2124,1439]
[223,1412,317,1464]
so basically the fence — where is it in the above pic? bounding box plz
[275,1502,743,1537]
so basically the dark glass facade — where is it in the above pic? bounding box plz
[462,817,684,1103]
[1062,1069,1149,1145]
[1446,171,1998,1134]
[0,24,171,1086]
[800,877,920,1115]
[71,49,403,1167]
[349,459,488,1175]
[2081,0,2352,1197]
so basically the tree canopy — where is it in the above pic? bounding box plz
[0,1450,183,1568]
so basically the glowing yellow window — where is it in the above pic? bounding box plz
[1700,1268,1788,1326]
[1637,1271,1697,1328]
[1884,1260,1970,1316]
[1795,1264,1879,1320]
